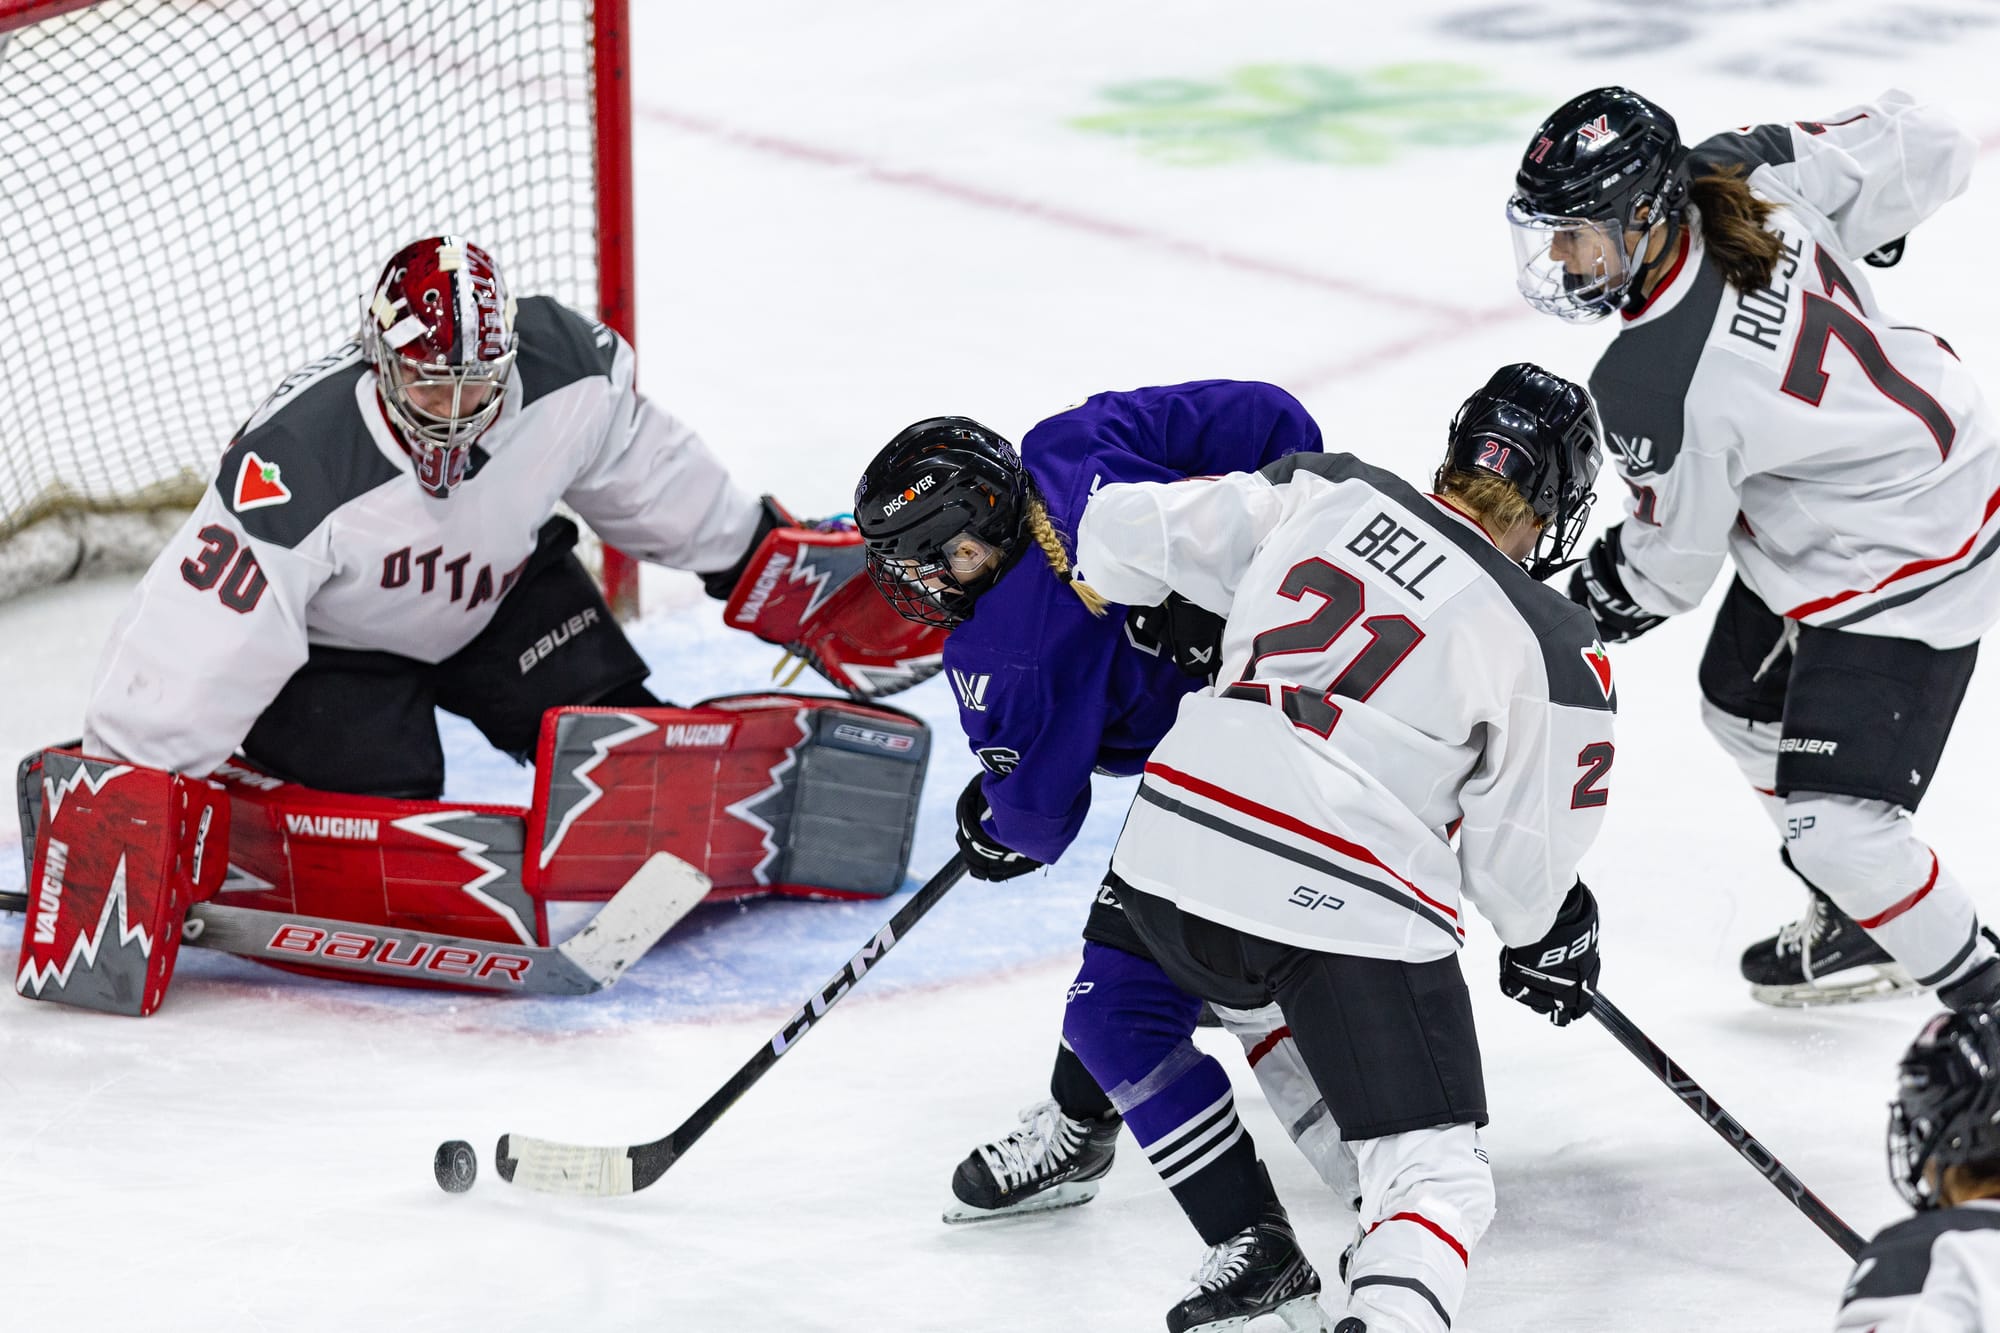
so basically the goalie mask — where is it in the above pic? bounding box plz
[1440,363,1603,580]
[854,417,1030,629]
[1888,1008,2000,1209]
[362,236,518,498]
[1508,87,1691,323]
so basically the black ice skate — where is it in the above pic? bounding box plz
[942,1099,1120,1224]
[1741,887,1919,1007]
[1167,1201,1331,1333]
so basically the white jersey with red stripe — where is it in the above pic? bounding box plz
[82,296,761,778]
[1595,91,2000,647]
[1074,452,1616,963]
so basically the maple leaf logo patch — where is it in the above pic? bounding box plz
[1581,641,1614,699]
[233,452,291,511]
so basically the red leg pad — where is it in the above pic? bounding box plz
[16,750,228,1016]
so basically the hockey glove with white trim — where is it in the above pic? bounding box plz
[955,774,1043,882]
[1126,593,1227,681]
[1569,525,1667,643]
[1500,882,1600,1027]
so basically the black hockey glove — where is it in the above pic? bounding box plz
[1126,593,1227,681]
[955,774,1044,882]
[1499,882,1600,1027]
[1568,525,1668,643]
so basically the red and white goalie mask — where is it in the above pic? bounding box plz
[362,236,518,498]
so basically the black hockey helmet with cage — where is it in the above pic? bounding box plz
[1887,1007,2000,1209]
[1508,87,1692,321]
[854,417,1030,628]
[1440,363,1603,581]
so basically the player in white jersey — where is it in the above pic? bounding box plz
[1071,365,1614,1333]
[1508,88,2000,1012]
[1835,1008,2000,1332]
[78,236,857,796]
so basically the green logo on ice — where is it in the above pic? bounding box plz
[1071,62,1540,166]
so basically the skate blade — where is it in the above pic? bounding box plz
[1750,964,1923,1008]
[1179,1296,1334,1333]
[1275,1295,1335,1333]
[941,1178,1101,1225]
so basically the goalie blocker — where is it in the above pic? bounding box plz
[14,694,929,1013]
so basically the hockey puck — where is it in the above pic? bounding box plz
[434,1139,478,1193]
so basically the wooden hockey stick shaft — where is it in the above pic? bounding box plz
[1591,991,1865,1259]
[495,852,970,1197]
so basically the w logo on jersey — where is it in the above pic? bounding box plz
[951,670,991,712]
[1576,114,1613,145]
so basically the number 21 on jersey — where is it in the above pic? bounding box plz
[1221,557,1423,737]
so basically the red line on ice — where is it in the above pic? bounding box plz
[635,103,1479,322]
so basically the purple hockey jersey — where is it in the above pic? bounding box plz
[945,380,1321,864]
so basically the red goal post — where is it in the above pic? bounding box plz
[0,0,642,615]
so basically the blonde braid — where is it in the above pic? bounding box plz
[1025,498,1109,617]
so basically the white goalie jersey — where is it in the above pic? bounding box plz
[1597,90,2000,649]
[1075,453,1616,963]
[82,297,762,778]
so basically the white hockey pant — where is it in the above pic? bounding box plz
[1212,1002,1359,1206]
[1342,1122,1494,1333]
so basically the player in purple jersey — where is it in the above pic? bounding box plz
[853,381,1340,1225]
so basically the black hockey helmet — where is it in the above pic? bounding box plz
[854,416,1030,628]
[1440,363,1603,580]
[1507,87,1691,321]
[1887,1008,2000,1209]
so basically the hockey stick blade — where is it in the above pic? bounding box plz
[1,852,708,996]
[1591,991,1865,1259]
[494,853,970,1198]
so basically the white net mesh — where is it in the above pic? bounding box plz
[0,0,607,592]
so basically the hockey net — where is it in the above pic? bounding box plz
[0,0,638,608]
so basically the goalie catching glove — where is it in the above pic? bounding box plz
[1499,881,1600,1027]
[717,497,945,698]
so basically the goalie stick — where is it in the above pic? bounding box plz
[2,851,709,997]
[1592,991,1864,1260]
[494,852,969,1196]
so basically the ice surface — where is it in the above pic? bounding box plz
[8,2,2000,1328]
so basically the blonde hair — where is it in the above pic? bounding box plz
[1026,497,1109,616]
[1688,168,1784,294]
[1435,467,1542,540]
[1942,1160,2000,1205]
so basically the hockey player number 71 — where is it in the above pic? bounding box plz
[1221,557,1423,738]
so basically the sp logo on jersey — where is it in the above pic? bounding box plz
[1581,642,1614,699]
[232,452,291,510]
